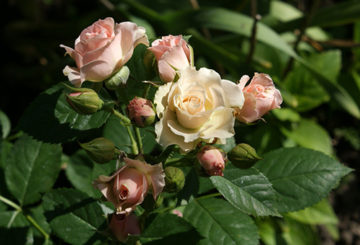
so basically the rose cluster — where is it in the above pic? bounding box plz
[60,17,282,242]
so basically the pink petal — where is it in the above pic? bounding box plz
[62,66,82,87]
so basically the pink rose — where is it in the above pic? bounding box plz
[148,35,191,83]
[94,158,165,215]
[197,146,226,176]
[60,17,149,87]
[109,213,140,242]
[235,73,282,123]
[127,97,155,127]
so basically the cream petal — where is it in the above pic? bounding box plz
[175,107,210,129]
[154,82,173,118]
[199,107,235,140]
[155,109,196,151]
[221,79,244,108]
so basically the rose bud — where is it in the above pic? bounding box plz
[164,166,185,193]
[109,213,140,242]
[228,143,262,169]
[197,146,226,176]
[105,66,130,90]
[127,97,155,127]
[235,73,283,123]
[80,137,116,163]
[60,18,148,87]
[94,158,165,215]
[148,35,191,83]
[66,88,104,114]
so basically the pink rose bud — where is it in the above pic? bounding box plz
[197,146,226,176]
[148,35,191,83]
[235,73,283,123]
[60,18,149,87]
[127,97,155,127]
[94,158,165,215]
[109,213,140,242]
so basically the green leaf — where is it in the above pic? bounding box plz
[0,211,28,228]
[286,199,338,225]
[254,147,352,213]
[0,140,12,169]
[211,166,280,217]
[184,198,259,245]
[19,84,97,143]
[280,119,333,155]
[141,213,201,244]
[275,0,360,32]
[42,188,106,245]
[103,115,132,153]
[65,150,117,198]
[0,110,11,139]
[55,91,111,131]
[5,134,62,206]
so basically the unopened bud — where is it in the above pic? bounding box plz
[228,143,261,169]
[80,137,116,163]
[164,167,185,193]
[197,146,226,176]
[105,66,130,90]
[66,88,103,114]
[109,213,140,242]
[127,97,155,127]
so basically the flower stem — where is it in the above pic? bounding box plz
[112,109,131,125]
[134,127,143,154]
[0,195,21,211]
[0,195,50,240]
[126,126,139,155]
[196,192,222,200]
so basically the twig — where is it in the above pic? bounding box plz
[246,0,260,63]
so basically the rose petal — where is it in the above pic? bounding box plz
[62,66,82,87]
[80,60,114,82]
[199,107,235,140]
[154,82,173,118]
[221,79,244,108]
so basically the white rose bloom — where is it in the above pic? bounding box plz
[154,67,244,151]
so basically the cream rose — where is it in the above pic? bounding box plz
[60,17,149,87]
[154,67,244,152]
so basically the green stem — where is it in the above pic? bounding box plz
[134,127,143,154]
[0,195,49,240]
[196,192,222,200]
[0,195,21,211]
[126,126,139,155]
[25,214,49,240]
[112,109,131,125]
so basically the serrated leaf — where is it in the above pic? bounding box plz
[184,198,259,245]
[5,134,62,206]
[42,188,106,245]
[55,91,111,131]
[141,213,201,244]
[254,147,352,213]
[286,199,338,225]
[103,115,132,153]
[211,167,280,217]
[19,84,96,143]
[65,150,117,198]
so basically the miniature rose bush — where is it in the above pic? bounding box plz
[61,17,148,87]
[154,66,244,151]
